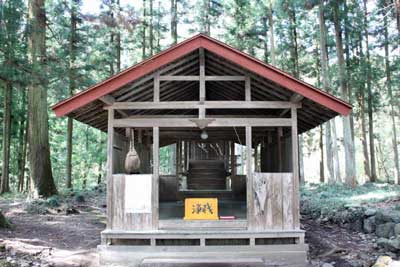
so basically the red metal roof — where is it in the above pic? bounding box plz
[52,33,352,117]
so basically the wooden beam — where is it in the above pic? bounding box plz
[199,48,205,101]
[99,95,129,117]
[290,93,304,103]
[106,109,114,229]
[206,75,245,81]
[152,126,159,230]
[291,106,299,230]
[112,117,292,128]
[108,101,301,110]
[154,71,160,102]
[245,76,251,101]
[246,126,254,229]
[277,127,283,172]
[158,75,246,81]
[159,75,200,81]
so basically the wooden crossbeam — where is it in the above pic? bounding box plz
[112,118,292,128]
[106,101,301,110]
[158,75,246,81]
[99,95,129,117]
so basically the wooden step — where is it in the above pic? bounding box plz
[140,257,265,267]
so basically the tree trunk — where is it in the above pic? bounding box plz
[142,0,147,59]
[333,1,356,186]
[384,2,400,184]
[331,118,341,182]
[262,14,268,63]
[27,0,57,198]
[116,0,121,72]
[359,90,371,180]
[288,5,299,78]
[319,125,325,183]
[267,0,276,66]
[18,118,28,192]
[66,0,78,189]
[156,1,161,52]
[171,0,177,44]
[396,0,400,43]
[149,0,154,56]
[363,0,377,182]
[287,3,302,182]
[205,0,211,35]
[1,80,12,194]
[318,0,336,182]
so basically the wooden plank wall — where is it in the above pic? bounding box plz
[111,174,153,231]
[260,135,292,173]
[112,133,128,174]
[251,173,296,231]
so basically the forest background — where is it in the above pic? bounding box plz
[0,0,399,196]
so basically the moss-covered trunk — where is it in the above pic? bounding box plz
[27,0,57,198]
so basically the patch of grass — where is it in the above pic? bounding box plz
[301,182,400,222]
[25,200,50,215]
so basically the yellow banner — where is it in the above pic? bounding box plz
[184,198,219,220]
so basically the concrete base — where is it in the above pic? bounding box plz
[98,244,309,267]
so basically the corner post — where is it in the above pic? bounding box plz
[291,106,300,229]
[246,126,254,228]
[106,109,114,229]
[152,126,159,230]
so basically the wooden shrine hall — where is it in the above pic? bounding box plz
[52,34,352,267]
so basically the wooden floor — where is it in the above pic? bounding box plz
[159,200,247,220]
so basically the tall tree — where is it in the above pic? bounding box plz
[332,0,356,186]
[0,0,24,193]
[363,0,377,182]
[268,0,276,66]
[383,0,400,184]
[1,80,11,193]
[318,0,340,183]
[66,0,79,189]
[27,0,57,197]
[142,0,147,59]
[171,0,178,44]
[149,0,154,55]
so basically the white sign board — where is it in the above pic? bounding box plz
[125,174,152,213]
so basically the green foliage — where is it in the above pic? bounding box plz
[0,0,399,196]
[46,195,61,207]
[301,183,400,222]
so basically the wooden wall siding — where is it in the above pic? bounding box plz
[111,174,153,231]
[112,133,128,174]
[251,173,296,231]
[260,134,292,173]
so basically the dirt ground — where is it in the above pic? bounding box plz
[0,193,389,267]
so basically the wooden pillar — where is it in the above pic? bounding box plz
[291,107,300,229]
[106,109,114,229]
[230,141,236,176]
[254,141,258,172]
[246,126,253,226]
[184,141,188,172]
[245,76,251,101]
[154,71,160,102]
[152,126,159,230]
[277,127,283,172]
[199,48,205,102]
